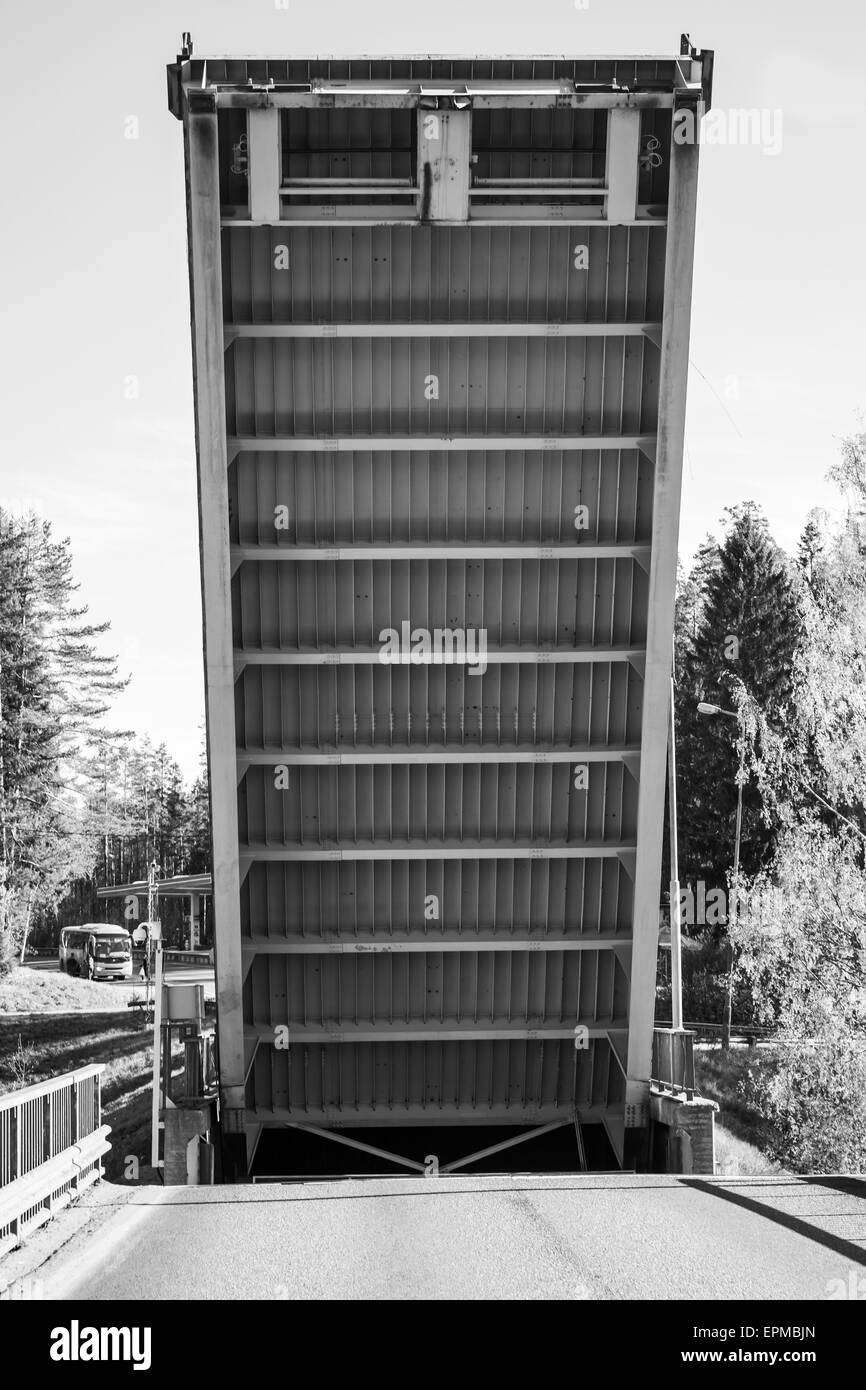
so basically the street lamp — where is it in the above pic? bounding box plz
[697,700,745,1049]
[668,675,684,1032]
[132,912,165,1173]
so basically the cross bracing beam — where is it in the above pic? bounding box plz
[440,1118,574,1173]
[244,1038,260,1085]
[283,1123,427,1172]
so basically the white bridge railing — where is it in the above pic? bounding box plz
[0,1065,111,1254]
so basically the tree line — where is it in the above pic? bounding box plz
[0,510,210,965]
[668,429,866,1169]
[2,428,865,1167]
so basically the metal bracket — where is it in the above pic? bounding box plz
[615,848,637,881]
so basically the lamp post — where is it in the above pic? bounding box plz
[668,676,684,1032]
[697,701,745,1049]
[132,863,165,1171]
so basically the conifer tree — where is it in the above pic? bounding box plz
[0,511,126,966]
[674,503,805,897]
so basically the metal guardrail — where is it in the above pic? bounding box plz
[651,1027,696,1101]
[163,949,213,966]
[24,946,213,963]
[0,1065,111,1253]
[655,1018,774,1044]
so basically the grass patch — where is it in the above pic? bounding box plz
[0,1007,182,1182]
[0,965,140,1014]
[695,1044,784,1159]
[714,1122,783,1176]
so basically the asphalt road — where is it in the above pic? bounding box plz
[14,1173,866,1301]
[21,958,210,988]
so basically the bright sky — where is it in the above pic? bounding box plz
[2,0,864,779]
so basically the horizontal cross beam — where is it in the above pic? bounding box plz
[242,931,632,954]
[248,1103,620,1128]
[239,841,636,863]
[224,322,661,342]
[230,543,651,565]
[214,89,681,111]
[234,646,646,671]
[227,435,657,457]
[226,209,666,227]
[236,744,640,769]
[246,1020,626,1043]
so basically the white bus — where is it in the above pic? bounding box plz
[59,925,133,981]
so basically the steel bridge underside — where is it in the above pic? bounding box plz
[173,48,706,1174]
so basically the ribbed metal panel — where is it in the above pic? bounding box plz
[225,338,655,437]
[240,857,633,938]
[249,1037,624,1120]
[239,761,637,846]
[233,558,646,649]
[235,661,643,749]
[222,226,664,323]
[230,449,654,545]
[201,55,679,86]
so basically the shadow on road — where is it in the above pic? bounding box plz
[683,1177,866,1266]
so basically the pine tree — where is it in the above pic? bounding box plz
[185,730,212,875]
[797,512,827,601]
[675,503,806,899]
[0,511,126,966]
[674,534,720,656]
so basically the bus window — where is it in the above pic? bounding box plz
[92,933,132,960]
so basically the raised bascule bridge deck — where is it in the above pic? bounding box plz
[168,40,711,1178]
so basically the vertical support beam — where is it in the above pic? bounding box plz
[604,110,641,223]
[11,1106,20,1238]
[42,1094,52,1211]
[624,106,700,1156]
[190,892,201,948]
[248,108,281,223]
[417,107,471,222]
[668,672,684,1031]
[183,95,248,1173]
[151,937,164,1169]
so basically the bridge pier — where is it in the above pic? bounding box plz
[216,1107,249,1182]
[650,1091,718,1174]
[163,1098,218,1185]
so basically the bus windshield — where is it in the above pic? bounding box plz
[93,935,131,959]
